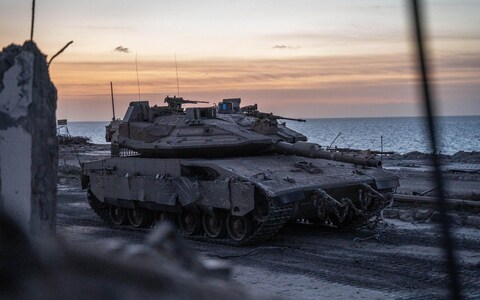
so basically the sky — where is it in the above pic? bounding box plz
[1,0,479,121]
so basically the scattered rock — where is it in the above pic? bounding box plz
[414,209,432,221]
[430,212,440,223]
[382,209,399,219]
[395,162,421,168]
[399,210,413,222]
[430,212,462,225]
[386,150,480,163]
[58,135,91,145]
[404,151,430,159]
[464,216,480,228]
[451,151,480,163]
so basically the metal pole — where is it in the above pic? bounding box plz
[110,82,116,121]
[175,53,180,96]
[328,132,341,150]
[380,135,383,163]
[135,53,141,101]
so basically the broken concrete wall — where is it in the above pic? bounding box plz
[0,41,57,235]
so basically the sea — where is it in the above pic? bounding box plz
[63,116,480,155]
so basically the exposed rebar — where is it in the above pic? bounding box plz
[30,0,35,40]
[48,41,74,68]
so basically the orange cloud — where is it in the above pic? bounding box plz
[51,52,480,120]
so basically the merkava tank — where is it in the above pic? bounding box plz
[81,96,399,245]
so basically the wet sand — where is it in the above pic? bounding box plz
[57,143,480,299]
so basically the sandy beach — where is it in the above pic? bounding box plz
[56,142,480,299]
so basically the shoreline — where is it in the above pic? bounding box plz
[56,142,480,299]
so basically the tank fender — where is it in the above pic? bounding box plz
[172,176,201,206]
[354,169,400,190]
[229,179,255,216]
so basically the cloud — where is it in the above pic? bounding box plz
[114,46,130,53]
[51,52,480,116]
[272,45,300,50]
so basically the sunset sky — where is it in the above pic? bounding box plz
[1,0,479,121]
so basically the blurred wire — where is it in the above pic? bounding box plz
[410,1,462,298]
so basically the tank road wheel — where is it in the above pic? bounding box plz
[109,206,127,226]
[177,211,202,236]
[202,212,227,239]
[155,211,175,225]
[226,213,253,242]
[128,208,151,228]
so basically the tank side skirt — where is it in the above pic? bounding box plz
[228,180,255,216]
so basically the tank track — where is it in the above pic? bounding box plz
[188,201,295,246]
[86,187,391,245]
[87,188,295,245]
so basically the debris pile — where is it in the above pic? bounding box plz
[451,151,480,163]
[57,134,91,145]
[0,212,255,300]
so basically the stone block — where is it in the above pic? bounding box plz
[414,209,432,221]
[382,209,399,219]
[399,210,413,222]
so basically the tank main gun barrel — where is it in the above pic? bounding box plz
[275,141,382,168]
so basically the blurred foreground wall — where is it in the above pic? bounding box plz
[0,41,57,235]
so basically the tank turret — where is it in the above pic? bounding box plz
[107,97,309,158]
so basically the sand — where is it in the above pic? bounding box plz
[57,142,480,299]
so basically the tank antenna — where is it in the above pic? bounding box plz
[110,82,116,121]
[135,52,141,101]
[30,0,35,40]
[175,53,180,96]
[328,132,342,150]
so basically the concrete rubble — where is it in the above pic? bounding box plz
[0,211,256,300]
[0,41,57,235]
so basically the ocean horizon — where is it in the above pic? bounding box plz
[61,115,480,155]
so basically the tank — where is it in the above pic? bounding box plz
[81,97,399,245]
